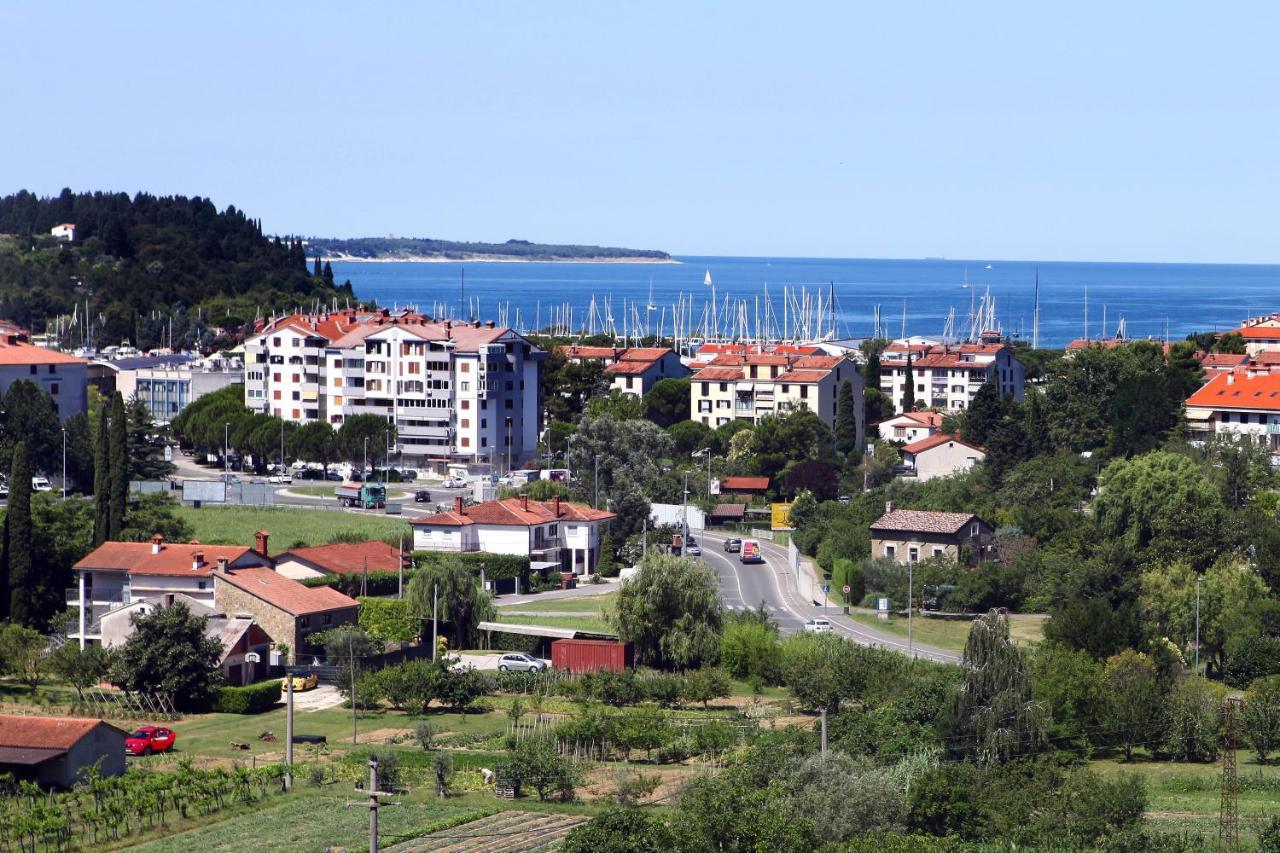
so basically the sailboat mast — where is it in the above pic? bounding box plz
[1032,268,1040,350]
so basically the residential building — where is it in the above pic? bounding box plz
[718,475,771,500]
[899,434,986,482]
[213,565,360,664]
[50,223,76,241]
[878,411,944,443]
[99,353,243,424]
[1185,369,1280,451]
[556,345,624,364]
[869,505,994,564]
[274,540,408,581]
[0,333,88,420]
[411,495,615,577]
[604,347,690,396]
[1199,352,1250,375]
[243,309,546,469]
[689,352,864,441]
[1229,315,1280,356]
[878,341,1024,412]
[0,716,126,787]
[68,534,272,648]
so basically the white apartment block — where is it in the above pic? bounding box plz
[878,341,1024,413]
[0,333,88,421]
[1185,368,1280,452]
[243,310,545,469]
[689,353,864,444]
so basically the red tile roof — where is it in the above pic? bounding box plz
[776,369,829,383]
[218,567,359,616]
[697,343,820,357]
[276,540,405,576]
[902,434,985,455]
[557,345,622,361]
[1235,326,1280,339]
[1187,370,1280,412]
[905,411,945,427]
[721,476,770,491]
[605,361,658,376]
[792,355,844,370]
[410,498,615,528]
[75,542,263,577]
[0,338,85,366]
[870,509,982,535]
[0,715,121,750]
[709,503,747,518]
[619,347,673,362]
[693,366,745,381]
[1200,352,1249,368]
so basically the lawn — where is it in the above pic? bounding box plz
[175,505,413,548]
[491,613,615,634]
[496,591,617,615]
[845,611,1045,652]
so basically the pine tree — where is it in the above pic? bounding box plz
[313,255,322,277]
[834,380,858,457]
[108,392,128,539]
[902,354,916,412]
[5,442,34,626]
[92,402,110,545]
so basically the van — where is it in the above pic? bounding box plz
[740,539,764,564]
[31,477,53,492]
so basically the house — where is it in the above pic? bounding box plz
[869,505,994,564]
[1228,314,1280,356]
[690,353,864,445]
[50,223,75,241]
[243,309,546,468]
[878,411,944,443]
[411,495,615,577]
[1185,368,1280,451]
[68,532,274,648]
[604,348,690,396]
[0,715,126,788]
[556,345,624,364]
[899,434,987,481]
[878,340,1024,413]
[707,503,748,525]
[274,540,408,581]
[0,333,88,420]
[719,476,770,500]
[1198,352,1250,375]
[214,565,360,664]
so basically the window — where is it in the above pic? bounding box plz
[273,390,281,400]
[334,377,343,387]
[461,362,470,373]
[273,337,281,347]
[970,522,980,537]
[909,547,919,562]
[461,382,470,391]
[322,613,332,626]
[933,547,944,558]
[461,400,470,410]
[481,419,488,428]
[701,383,709,397]
[28,365,35,375]
[292,374,300,383]
[461,418,470,428]
[47,365,55,374]
[698,400,712,413]
[481,437,488,447]
[800,386,808,399]
[334,395,343,405]
[884,544,896,557]
[273,372,281,382]
[719,382,728,392]
[504,399,513,409]
[50,383,58,394]
[198,581,207,590]
[461,437,470,447]
[292,409,300,419]
[781,384,790,393]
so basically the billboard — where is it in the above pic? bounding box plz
[770,502,792,530]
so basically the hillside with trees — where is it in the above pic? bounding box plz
[0,189,357,348]
[308,235,672,262]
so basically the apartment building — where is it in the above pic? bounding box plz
[878,340,1024,413]
[604,347,690,396]
[1185,368,1280,451]
[0,333,88,420]
[104,354,243,424]
[243,309,545,468]
[689,352,864,441]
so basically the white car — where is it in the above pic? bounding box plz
[803,618,833,634]
[268,473,293,484]
[31,477,53,492]
[497,653,547,672]
[684,537,702,556]
[442,477,467,489]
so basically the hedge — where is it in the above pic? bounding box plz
[212,679,283,714]
[301,570,402,597]
[359,597,416,643]
[415,551,531,584]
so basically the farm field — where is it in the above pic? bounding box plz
[174,505,412,548]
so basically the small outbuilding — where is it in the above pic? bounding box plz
[0,715,127,788]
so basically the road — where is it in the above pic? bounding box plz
[696,531,961,664]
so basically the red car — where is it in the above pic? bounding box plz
[125,726,176,756]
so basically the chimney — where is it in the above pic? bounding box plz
[454,496,464,514]
[254,530,270,557]
[192,551,205,571]
[520,494,529,511]
[885,501,894,515]
[553,495,562,517]
[216,556,229,572]
[151,533,163,555]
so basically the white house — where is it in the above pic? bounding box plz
[899,434,987,482]
[50,223,75,241]
[1185,368,1280,452]
[878,411,944,443]
[0,333,88,421]
[604,347,690,397]
[410,495,615,576]
[878,340,1024,412]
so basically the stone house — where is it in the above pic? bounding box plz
[0,716,126,788]
[869,504,994,565]
[214,565,359,664]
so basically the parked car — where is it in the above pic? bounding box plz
[0,483,9,500]
[31,477,53,492]
[325,470,343,481]
[497,653,547,672]
[803,618,833,634]
[400,469,419,480]
[414,489,432,503]
[268,473,293,484]
[281,671,319,692]
[723,537,742,553]
[125,726,177,756]
[684,537,702,556]
[442,476,467,489]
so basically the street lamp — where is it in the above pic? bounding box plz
[694,447,712,499]
[61,426,66,500]
[224,422,230,484]
[362,436,369,482]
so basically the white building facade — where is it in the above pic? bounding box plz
[879,342,1025,413]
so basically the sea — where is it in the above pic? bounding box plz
[329,256,1280,349]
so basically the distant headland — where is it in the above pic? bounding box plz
[308,236,678,264]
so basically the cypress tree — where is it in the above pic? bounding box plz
[323,260,334,282]
[5,442,34,626]
[864,347,881,392]
[902,353,916,412]
[108,392,128,539]
[313,255,322,277]
[834,380,858,458]
[92,402,110,544]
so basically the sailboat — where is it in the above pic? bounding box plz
[646,279,657,312]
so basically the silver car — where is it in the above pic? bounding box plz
[497,653,546,672]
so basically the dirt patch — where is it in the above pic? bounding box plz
[358,727,415,743]
[578,761,703,802]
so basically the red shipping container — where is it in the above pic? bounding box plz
[551,638,633,673]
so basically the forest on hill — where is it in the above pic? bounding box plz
[0,189,357,350]
[309,235,672,262]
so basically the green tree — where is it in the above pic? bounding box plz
[951,609,1048,764]
[1200,558,1271,676]
[642,377,691,428]
[613,553,722,670]
[508,735,579,801]
[406,555,495,650]
[0,379,62,475]
[337,414,396,473]
[569,414,672,540]
[782,752,906,841]
[0,622,46,690]
[1214,331,1246,354]
[562,808,676,853]
[4,442,35,626]
[119,493,193,543]
[1245,676,1280,764]
[779,632,882,713]
[1029,641,1105,748]
[902,353,916,412]
[125,395,174,480]
[1103,649,1164,761]
[292,420,339,475]
[749,409,835,483]
[834,379,858,457]
[666,419,712,455]
[92,401,110,545]
[108,601,223,710]
[861,339,885,391]
[1162,677,1223,762]
[63,410,94,492]
[107,391,128,539]
[585,389,645,421]
[720,612,782,684]
[48,643,107,701]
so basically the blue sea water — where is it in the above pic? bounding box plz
[330,256,1280,349]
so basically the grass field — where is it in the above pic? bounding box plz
[175,505,413,548]
[496,591,617,615]
[491,613,615,634]
[846,610,1045,652]
[289,484,414,499]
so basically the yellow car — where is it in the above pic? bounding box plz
[280,672,318,693]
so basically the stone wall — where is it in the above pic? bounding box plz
[214,578,300,663]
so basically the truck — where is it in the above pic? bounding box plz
[335,482,386,509]
[740,538,764,564]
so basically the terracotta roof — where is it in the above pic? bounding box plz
[1235,326,1280,339]
[277,540,406,575]
[605,361,658,376]
[722,476,769,491]
[0,338,85,365]
[1253,351,1280,365]
[905,411,945,427]
[1187,370,1280,412]
[0,715,121,750]
[1200,352,1249,368]
[411,498,615,528]
[709,503,747,518]
[75,542,262,576]
[693,366,745,381]
[776,369,829,383]
[870,509,981,535]
[792,355,844,370]
[911,354,993,369]
[619,347,673,362]
[697,343,820,356]
[902,434,986,455]
[1065,338,1126,351]
[557,345,622,360]
[217,567,359,616]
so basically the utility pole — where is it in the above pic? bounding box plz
[346,757,397,853]
[1219,697,1242,851]
[907,560,914,658]
[397,535,404,600]
[279,418,285,475]
[362,436,368,482]
[682,471,689,542]
[820,707,828,756]
[1195,574,1202,676]
[431,583,439,661]
[594,454,599,510]
[350,634,358,745]
[284,675,294,790]
[224,422,230,485]
[61,426,66,500]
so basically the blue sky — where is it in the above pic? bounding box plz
[3,2,1278,262]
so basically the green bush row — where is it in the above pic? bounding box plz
[212,679,282,714]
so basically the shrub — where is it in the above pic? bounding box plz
[301,571,402,597]
[1224,635,1280,689]
[683,667,731,709]
[720,619,782,684]
[1162,677,1224,762]
[508,735,579,801]
[1245,676,1280,764]
[358,598,416,643]
[212,680,283,714]
[642,672,684,707]
[414,721,436,750]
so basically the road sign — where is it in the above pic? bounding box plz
[822,584,830,593]
[244,652,261,663]
[843,584,851,595]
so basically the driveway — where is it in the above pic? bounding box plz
[286,683,346,712]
